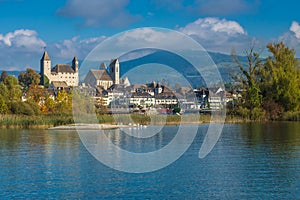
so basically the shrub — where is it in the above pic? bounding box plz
[250,107,265,121]
[10,101,40,116]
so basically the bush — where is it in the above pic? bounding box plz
[262,99,284,120]
[282,111,300,121]
[235,107,250,119]
[250,107,265,121]
[10,101,40,116]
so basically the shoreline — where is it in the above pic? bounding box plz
[0,114,298,130]
[46,120,300,130]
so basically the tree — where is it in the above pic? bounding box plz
[0,95,8,114]
[43,95,55,114]
[43,75,50,88]
[0,71,8,84]
[0,82,9,102]
[18,68,40,89]
[232,46,263,119]
[0,82,9,114]
[260,42,300,113]
[5,75,22,102]
[25,84,47,103]
[54,90,72,114]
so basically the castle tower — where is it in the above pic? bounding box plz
[109,58,120,84]
[72,56,78,72]
[40,51,51,85]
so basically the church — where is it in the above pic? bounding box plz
[83,59,123,89]
[40,51,79,87]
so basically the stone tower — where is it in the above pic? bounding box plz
[40,51,51,85]
[109,58,120,84]
[72,56,78,72]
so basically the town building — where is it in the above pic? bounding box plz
[40,51,79,87]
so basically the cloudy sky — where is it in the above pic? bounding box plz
[1,0,300,71]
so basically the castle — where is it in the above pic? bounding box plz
[40,51,79,86]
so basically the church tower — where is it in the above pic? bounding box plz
[109,58,120,84]
[100,62,106,70]
[40,51,51,85]
[72,56,78,72]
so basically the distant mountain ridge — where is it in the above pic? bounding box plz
[119,50,249,86]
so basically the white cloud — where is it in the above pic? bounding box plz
[180,17,246,36]
[277,21,300,57]
[289,21,300,39]
[49,35,106,60]
[57,0,140,27]
[0,29,45,50]
[84,27,211,62]
[0,29,46,70]
[0,28,108,71]
[179,17,253,54]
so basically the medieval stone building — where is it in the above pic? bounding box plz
[40,51,79,86]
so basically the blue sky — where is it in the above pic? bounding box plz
[1,0,300,70]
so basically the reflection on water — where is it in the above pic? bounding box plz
[0,123,300,198]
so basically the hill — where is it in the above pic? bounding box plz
[119,50,248,87]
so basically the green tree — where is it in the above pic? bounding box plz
[43,75,50,88]
[54,90,72,114]
[5,75,22,102]
[232,47,263,119]
[18,68,40,89]
[0,95,8,114]
[0,71,8,84]
[42,95,55,114]
[0,83,9,102]
[261,42,300,113]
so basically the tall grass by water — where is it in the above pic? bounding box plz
[0,114,74,129]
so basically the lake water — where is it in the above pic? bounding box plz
[0,123,300,199]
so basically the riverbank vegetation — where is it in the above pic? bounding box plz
[228,42,300,121]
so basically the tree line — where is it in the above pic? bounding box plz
[0,69,72,115]
[229,42,300,120]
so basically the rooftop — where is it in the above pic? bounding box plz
[90,69,113,81]
[41,51,50,61]
[51,64,76,74]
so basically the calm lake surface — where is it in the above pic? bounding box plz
[0,123,300,199]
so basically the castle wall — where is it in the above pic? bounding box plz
[48,72,78,86]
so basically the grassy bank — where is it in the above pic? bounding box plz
[0,112,299,129]
[0,114,74,129]
[0,114,209,129]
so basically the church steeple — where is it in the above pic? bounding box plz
[109,58,119,84]
[100,62,106,70]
